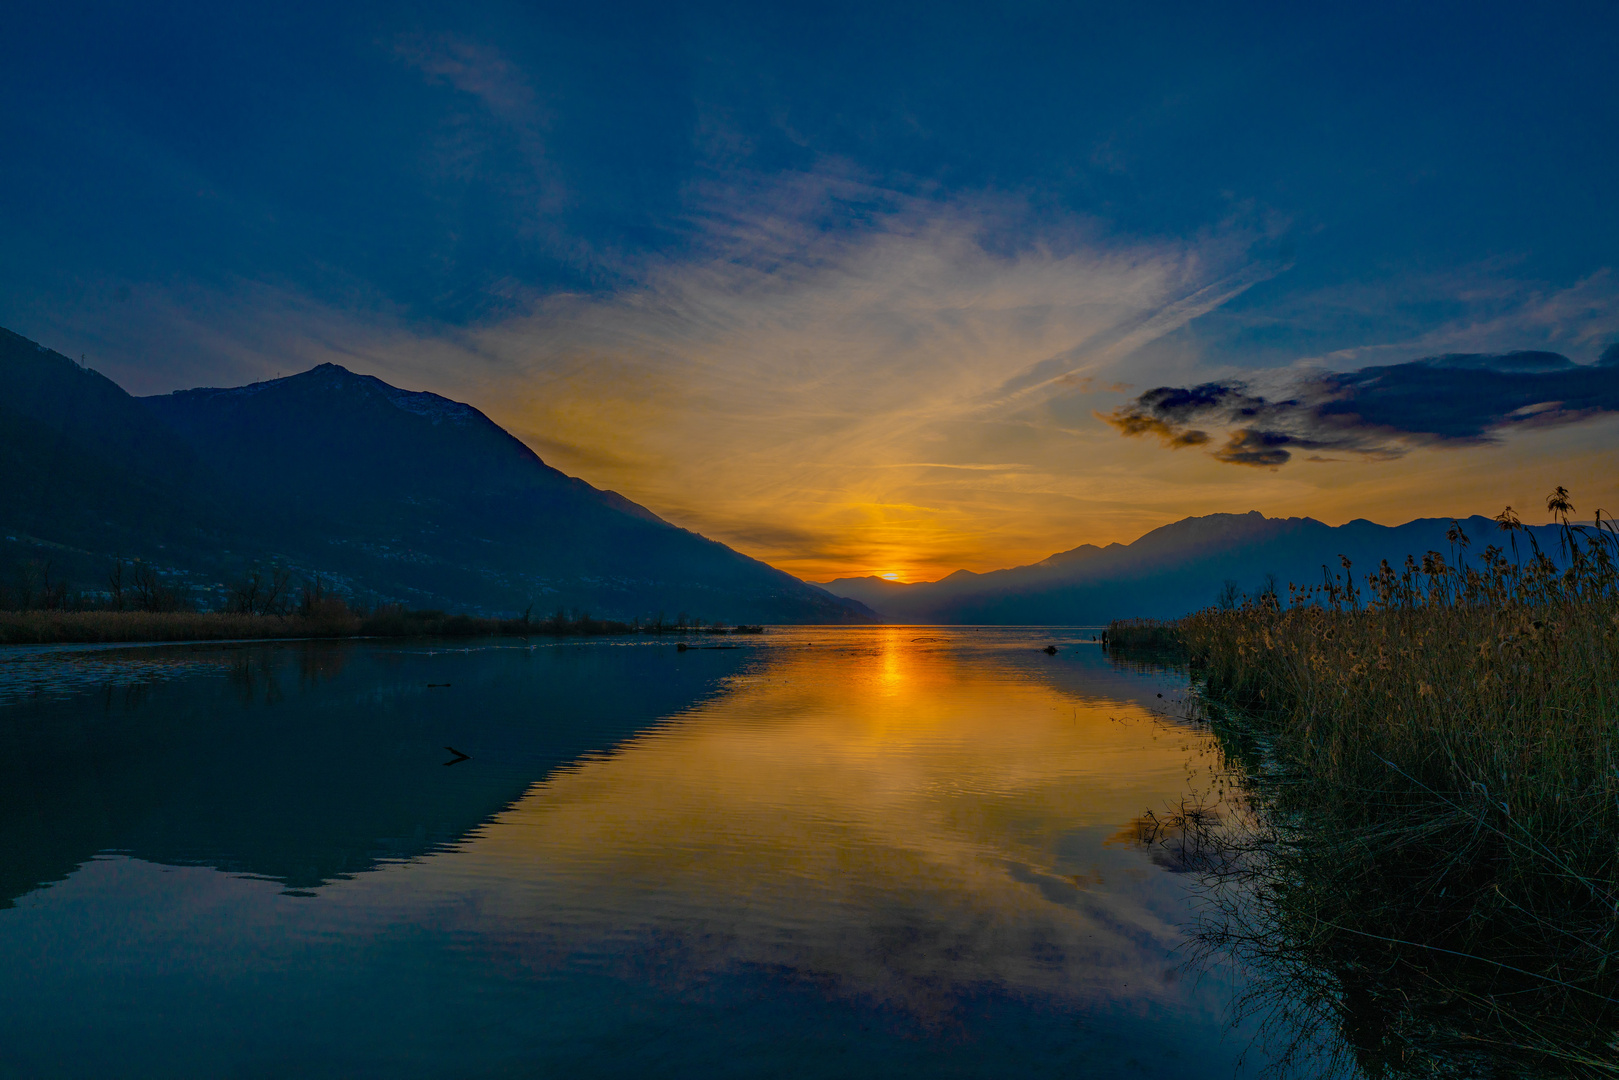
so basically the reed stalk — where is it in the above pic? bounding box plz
[1123,493,1619,1076]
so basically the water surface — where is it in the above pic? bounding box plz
[0,628,1289,1077]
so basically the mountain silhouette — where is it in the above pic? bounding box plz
[0,327,870,622]
[820,510,1566,624]
[0,328,221,559]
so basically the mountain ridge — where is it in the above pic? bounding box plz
[819,509,1565,624]
[1,327,872,623]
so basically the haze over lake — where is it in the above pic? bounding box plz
[0,630,1308,1077]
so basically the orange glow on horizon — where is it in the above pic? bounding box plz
[341,218,1619,584]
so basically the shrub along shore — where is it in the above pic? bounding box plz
[0,608,763,646]
[1112,491,1619,1076]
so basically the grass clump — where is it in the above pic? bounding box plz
[1105,617,1184,651]
[1144,491,1619,1076]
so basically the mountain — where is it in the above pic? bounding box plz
[0,328,224,559]
[820,511,1564,624]
[0,327,871,622]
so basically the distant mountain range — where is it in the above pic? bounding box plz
[819,511,1568,624]
[0,326,872,623]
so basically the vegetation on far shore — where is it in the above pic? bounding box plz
[0,565,763,646]
[0,608,765,646]
[1113,489,1619,1076]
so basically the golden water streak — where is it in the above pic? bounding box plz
[342,631,1229,1018]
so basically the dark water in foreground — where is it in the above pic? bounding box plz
[0,628,1302,1078]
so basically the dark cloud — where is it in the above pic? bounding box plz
[1213,429,1295,467]
[1103,349,1619,467]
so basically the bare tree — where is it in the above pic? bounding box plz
[130,560,186,612]
[40,562,67,611]
[227,568,261,614]
[14,559,43,610]
[299,574,326,616]
[228,565,292,615]
[298,574,350,620]
[108,558,127,611]
[10,560,67,611]
[263,566,291,615]
[132,561,159,611]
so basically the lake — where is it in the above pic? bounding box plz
[0,628,1306,1078]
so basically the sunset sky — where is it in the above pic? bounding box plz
[4,2,1616,581]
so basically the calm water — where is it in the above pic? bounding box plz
[0,628,1298,1078]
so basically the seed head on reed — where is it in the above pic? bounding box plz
[1142,488,1619,1075]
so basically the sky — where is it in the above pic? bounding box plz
[4,1,1617,582]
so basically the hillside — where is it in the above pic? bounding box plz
[0,328,226,560]
[0,328,871,623]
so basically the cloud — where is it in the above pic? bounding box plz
[322,174,1271,577]
[1190,265,1619,377]
[390,33,567,247]
[35,157,1619,578]
[1211,428,1297,467]
[42,171,1269,576]
[394,36,543,122]
[1104,348,1619,467]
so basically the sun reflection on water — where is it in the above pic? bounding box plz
[413,630,1216,1024]
[876,627,908,696]
[0,631,1269,1076]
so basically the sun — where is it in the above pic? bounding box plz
[879,572,901,581]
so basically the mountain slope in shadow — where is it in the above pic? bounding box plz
[140,361,869,621]
[0,327,870,623]
[0,328,225,561]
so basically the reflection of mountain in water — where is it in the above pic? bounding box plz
[0,640,748,906]
[426,631,1211,1024]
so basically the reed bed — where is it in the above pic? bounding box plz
[1125,493,1619,1076]
[0,608,660,645]
[1104,617,1184,651]
[0,609,353,644]
[0,606,768,645]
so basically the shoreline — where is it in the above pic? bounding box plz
[0,609,776,647]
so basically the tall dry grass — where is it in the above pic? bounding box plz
[0,606,740,645]
[1130,493,1619,1075]
[0,609,360,645]
[1104,617,1183,651]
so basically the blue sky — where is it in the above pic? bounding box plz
[4,1,1617,577]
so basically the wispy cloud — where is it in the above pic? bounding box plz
[394,35,544,120]
[390,33,567,244]
[1206,265,1619,373]
[425,177,1266,576]
[40,166,1619,580]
